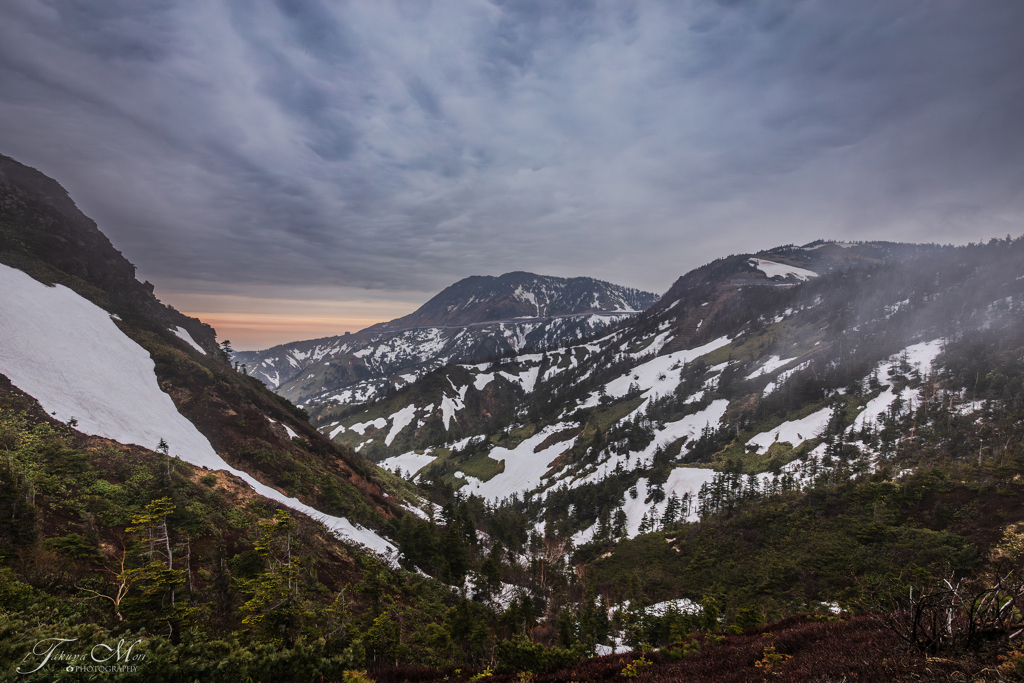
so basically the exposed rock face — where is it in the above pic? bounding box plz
[0,153,216,351]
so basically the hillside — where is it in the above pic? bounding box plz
[0,153,414,545]
[343,238,1024,545]
[7,153,1024,680]
[0,153,529,680]
[232,272,657,416]
[357,233,1024,681]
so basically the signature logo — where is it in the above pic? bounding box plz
[17,637,146,674]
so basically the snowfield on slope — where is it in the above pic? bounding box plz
[746,407,834,452]
[0,265,395,556]
[601,336,732,402]
[747,355,798,379]
[380,450,438,477]
[573,466,720,544]
[573,340,948,543]
[385,404,418,446]
[749,258,818,281]
[851,339,945,430]
[570,399,730,490]
[457,423,579,503]
[171,326,206,354]
[747,341,943,453]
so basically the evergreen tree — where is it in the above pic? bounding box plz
[612,508,628,538]
[238,510,303,643]
[662,493,680,528]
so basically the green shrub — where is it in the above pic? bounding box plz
[495,636,586,674]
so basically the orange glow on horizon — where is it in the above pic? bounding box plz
[182,311,385,351]
[161,288,424,351]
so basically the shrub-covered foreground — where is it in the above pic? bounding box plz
[0,376,495,681]
[374,615,992,682]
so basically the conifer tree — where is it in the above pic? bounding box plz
[239,509,303,641]
[125,497,189,636]
[612,508,628,538]
[638,511,652,535]
[662,493,680,529]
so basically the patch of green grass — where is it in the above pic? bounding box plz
[707,438,818,474]
[458,453,505,482]
[492,424,536,449]
[424,445,505,484]
[700,319,827,368]
[595,396,647,431]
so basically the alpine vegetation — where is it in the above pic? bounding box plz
[4,153,1024,681]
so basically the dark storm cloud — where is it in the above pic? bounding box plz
[0,0,1022,302]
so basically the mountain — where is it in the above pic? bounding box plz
[6,151,1024,678]
[0,152,412,550]
[342,238,1024,543]
[313,243,897,459]
[374,271,655,328]
[288,233,1024,674]
[233,271,658,417]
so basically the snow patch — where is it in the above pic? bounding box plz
[499,366,541,393]
[746,355,798,379]
[763,361,810,396]
[749,258,818,281]
[380,450,438,477]
[385,404,418,446]
[746,407,833,452]
[350,417,387,435]
[849,339,944,430]
[171,326,206,354]
[457,424,577,503]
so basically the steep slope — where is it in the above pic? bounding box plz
[357,238,1024,545]
[233,271,658,415]
[0,153,411,550]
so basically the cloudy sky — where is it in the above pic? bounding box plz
[2,1,1023,349]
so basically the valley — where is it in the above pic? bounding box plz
[3,153,1024,681]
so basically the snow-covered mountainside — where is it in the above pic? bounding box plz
[330,238,1024,544]
[0,153,406,554]
[0,263,394,551]
[233,272,658,415]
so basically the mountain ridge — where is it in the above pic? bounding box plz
[232,270,659,414]
[370,270,657,330]
[0,152,218,355]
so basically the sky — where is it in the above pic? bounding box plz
[1,1,1022,350]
